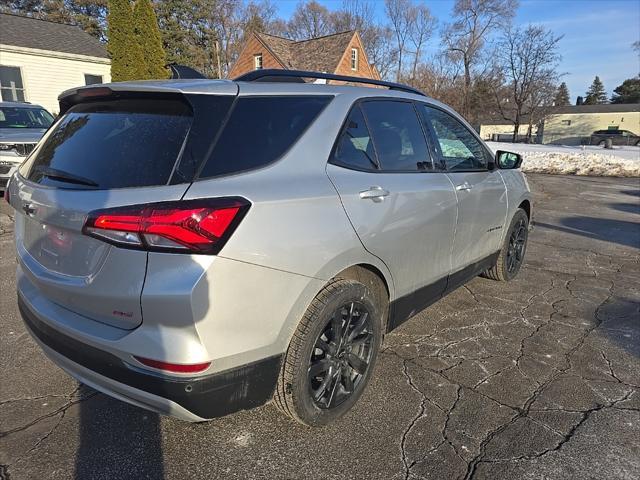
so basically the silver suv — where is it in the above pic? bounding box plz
[7,70,532,426]
[0,101,54,191]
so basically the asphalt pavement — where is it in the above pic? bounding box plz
[1,173,639,480]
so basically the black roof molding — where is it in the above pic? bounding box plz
[234,69,426,97]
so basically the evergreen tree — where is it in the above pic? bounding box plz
[584,76,608,104]
[107,0,144,81]
[553,82,570,106]
[610,76,640,104]
[133,0,169,79]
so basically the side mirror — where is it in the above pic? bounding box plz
[495,150,523,169]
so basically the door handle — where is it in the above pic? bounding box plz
[455,182,473,192]
[359,186,390,202]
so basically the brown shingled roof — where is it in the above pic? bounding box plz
[256,31,356,73]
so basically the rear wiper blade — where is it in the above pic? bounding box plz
[34,166,99,187]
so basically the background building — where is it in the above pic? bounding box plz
[479,103,640,144]
[0,13,111,114]
[229,30,379,81]
[542,104,640,145]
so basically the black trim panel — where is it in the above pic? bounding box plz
[387,251,499,332]
[18,296,281,419]
[388,277,447,331]
[445,251,499,294]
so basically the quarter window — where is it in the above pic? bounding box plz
[0,65,26,102]
[421,105,488,171]
[199,96,331,179]
[361,101,432,172]
[331,105,378,171]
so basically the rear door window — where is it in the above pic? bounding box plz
[198,96,331,179]
[361,100,432,172]
[330,105,379,171]
[24,98,193,189]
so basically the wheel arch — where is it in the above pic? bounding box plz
[518,199,531,220]
[333,264,392,332]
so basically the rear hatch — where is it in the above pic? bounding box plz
[11,85,235,329]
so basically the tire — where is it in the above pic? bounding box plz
[598,140,606,147]
[274,279,383,426]
[484,208,529,282]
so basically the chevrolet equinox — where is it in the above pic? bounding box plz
[7,70,532,426]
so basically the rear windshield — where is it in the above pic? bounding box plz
[24,99,192,189]
[198,96,332,179]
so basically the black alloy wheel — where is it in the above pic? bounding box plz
[506,216,527,274]
[274,278,383,426]
[483,207,529,282]
[308,301,374,409]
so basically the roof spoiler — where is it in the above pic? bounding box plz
[233,69,425,97]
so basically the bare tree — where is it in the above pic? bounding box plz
[385,0,416,81]
[444,0,518,117]
[412,52,464,109]
[495,25,562,142]
[332,0,398,80]
[408,4,437,80]
[287,0,333,39]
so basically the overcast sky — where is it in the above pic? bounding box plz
[276,0,640,102]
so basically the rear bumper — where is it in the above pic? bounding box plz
[19,295,282,421]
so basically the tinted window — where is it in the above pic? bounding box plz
[421,105,488,171]
[362,101,431,171]
[0,106,53,129]
[25,98,192,189]
[199,96,331,179]
[330,105,378,171]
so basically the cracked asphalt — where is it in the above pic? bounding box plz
[1,173,639,480]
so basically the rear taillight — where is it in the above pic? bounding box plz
[133,356,211,374]
[83,197,249,254]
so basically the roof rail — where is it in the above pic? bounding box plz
[233,69,426,97]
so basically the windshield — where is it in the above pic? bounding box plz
[23,98,193,189]
[0,106,54,129]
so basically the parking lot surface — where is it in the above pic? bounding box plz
[1,174,639,480]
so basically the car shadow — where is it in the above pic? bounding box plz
[536,217,640,250]
[597,296,640,358]
[609,203,640,215]
[620,189,640,198]
[74,393,165,479]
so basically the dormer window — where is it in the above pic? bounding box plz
[254,54,263,70]
[351,48,358,70]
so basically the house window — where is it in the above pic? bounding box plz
[84,74,103,85]
[254,54,263,70]
[351,48,358,70]
[561,120,571,126]
[0,65,26,102]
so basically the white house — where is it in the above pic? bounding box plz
[0,13,111,114]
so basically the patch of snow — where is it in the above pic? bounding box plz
[486,142,640,177]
